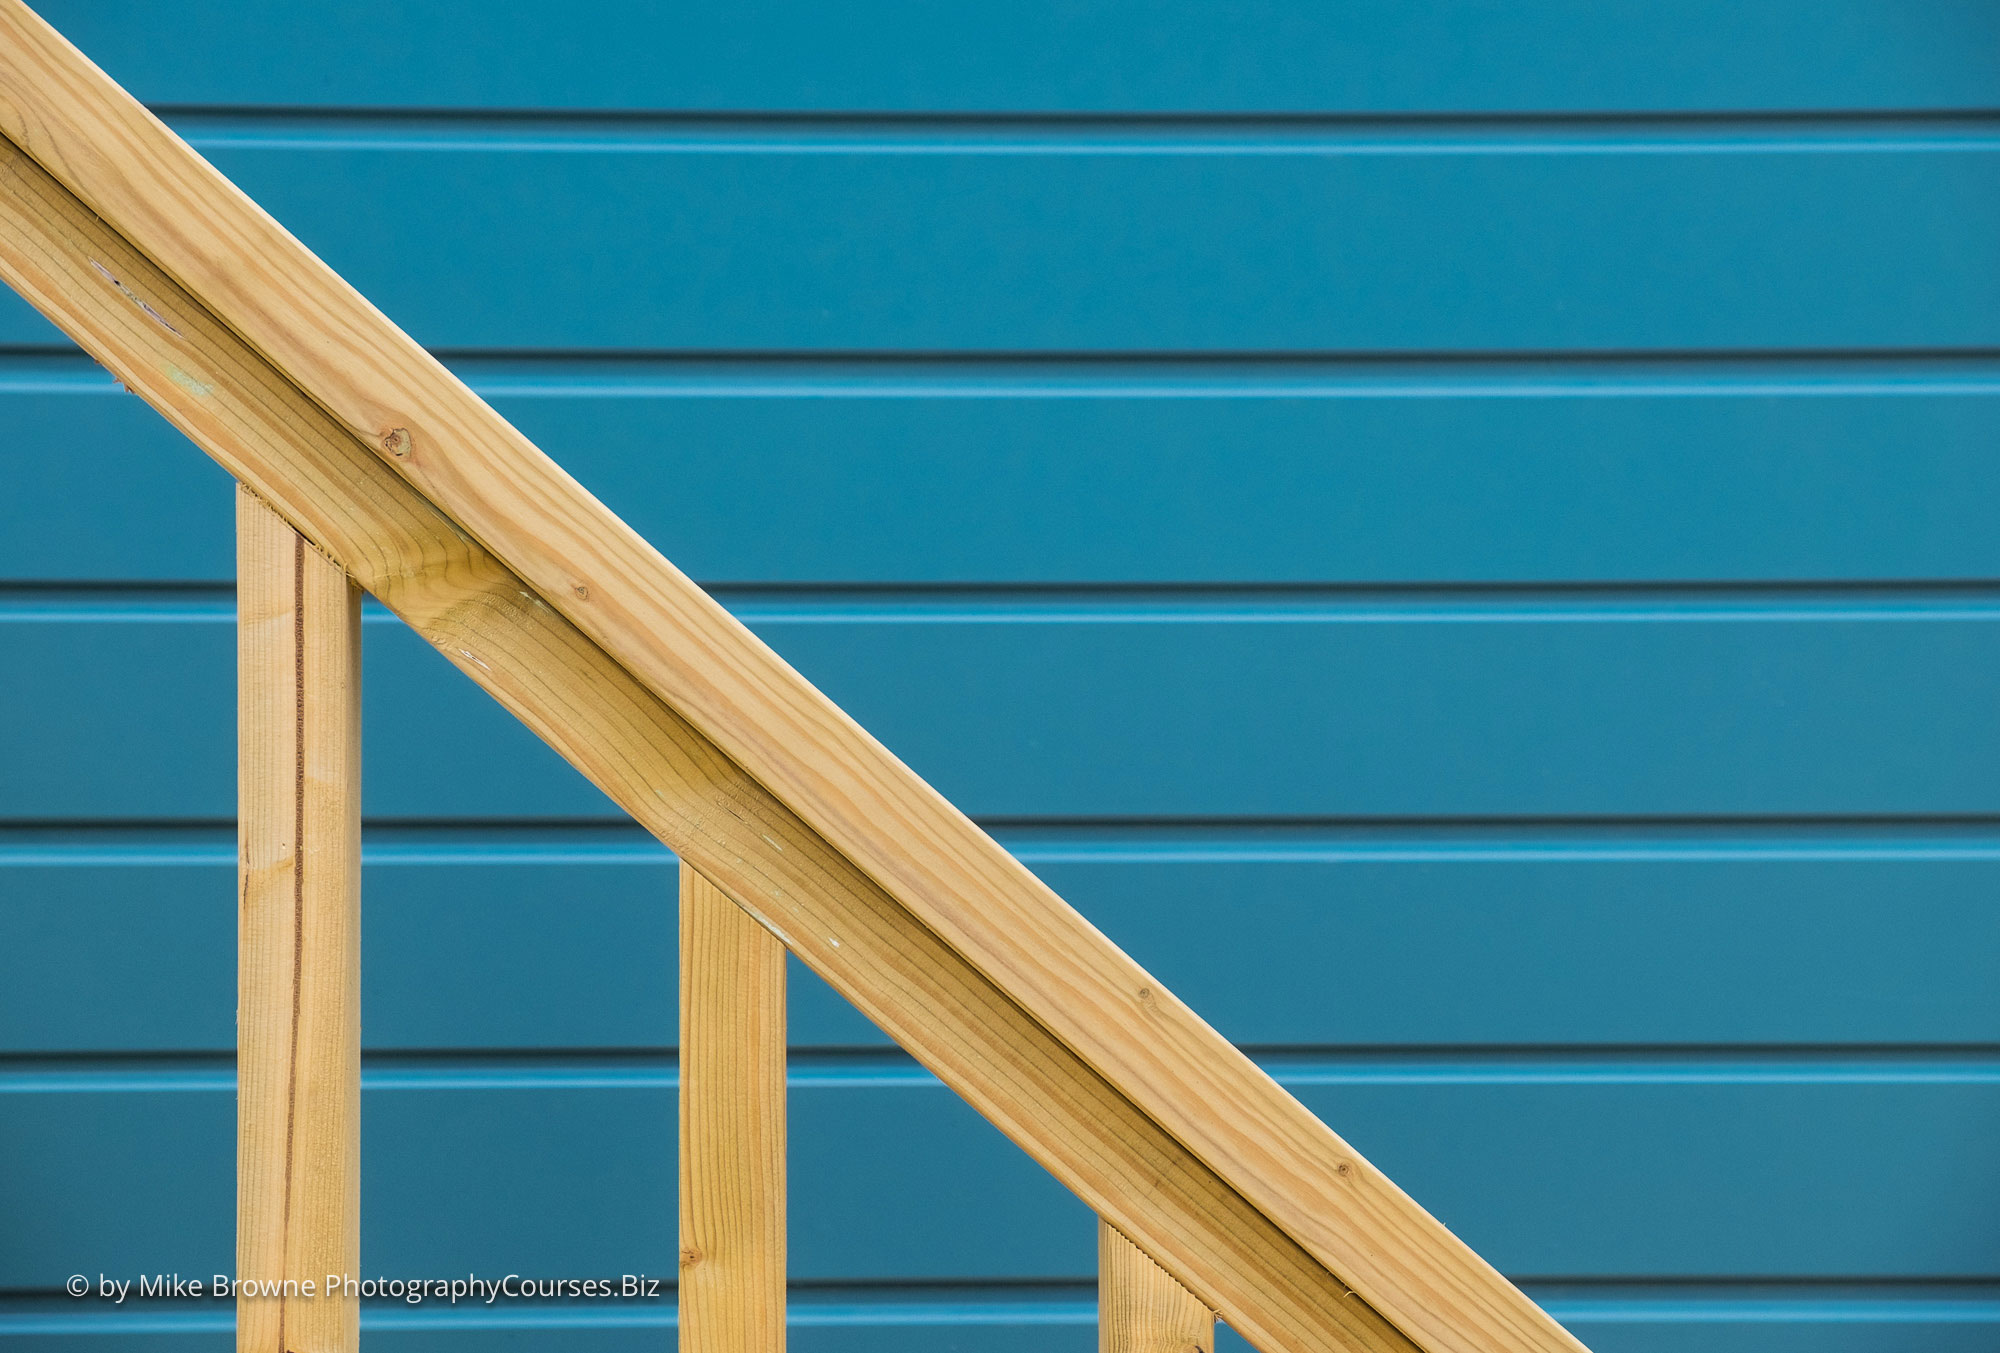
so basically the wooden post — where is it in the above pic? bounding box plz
[680,863,787,1353]
[237,487,361,1353]
[1101,1220,1215,1353]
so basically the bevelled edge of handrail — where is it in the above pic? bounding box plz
[0,6,1584,1352]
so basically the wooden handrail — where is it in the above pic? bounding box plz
[0,6,1586,1351]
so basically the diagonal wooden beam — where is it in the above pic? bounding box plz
[0,132,1420,1353]
[0,7,1586,1349]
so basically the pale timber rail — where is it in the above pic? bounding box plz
[0,4,1588,1352]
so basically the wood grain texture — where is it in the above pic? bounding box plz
[681,864,787,1353]
[0,15,1579,1351]
[236,489,360,1353]
[0,134,1437,1353]
[1102,1221,1215,1353]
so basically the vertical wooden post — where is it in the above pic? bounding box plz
[1101,1220,1214,1353]
[237,487,361,1353]
[680,863,787,1353]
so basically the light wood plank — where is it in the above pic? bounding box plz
[1103,1221,1216,1353]
[0,12,1580,1351]
[236,488,361,1353]
[681,864,788,1353]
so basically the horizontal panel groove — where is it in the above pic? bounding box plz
[27,813,2000,834]
[140,112,2000,153]
[16,1050,2000,1092]
[21,587,2000,621]
[27,819,2000,859]
[22,343,2000,369]
[1535,1284,2000,1324]
[991,821,2000,860]
[146,107,2000,134]
[6,1291,2000,1347]
[34,580,2000,609]
[417,350,2000,386]
[19,1278,2000,1301]
[387,352,2000,394]
[0,1287,1095,1331]
[14,1276,1988,1295]
[10,1282,2000,1321]
[24,349,2000,384]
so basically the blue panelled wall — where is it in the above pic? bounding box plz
[5,3,2000,1349]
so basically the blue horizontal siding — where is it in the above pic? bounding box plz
[7,1292,2000,1353]
[5,127,1998,353]
[10,828,2000,1054]
[7,3,1993,1343]
[1536,1289,2000,1353]
[0,1295,1102,1353]
[8,1061,2000,1284]
[29,1,2000,115]
[8,357,2000,586]
[7,598,2000,820]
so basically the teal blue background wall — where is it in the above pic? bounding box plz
[5,3,2000,1348]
